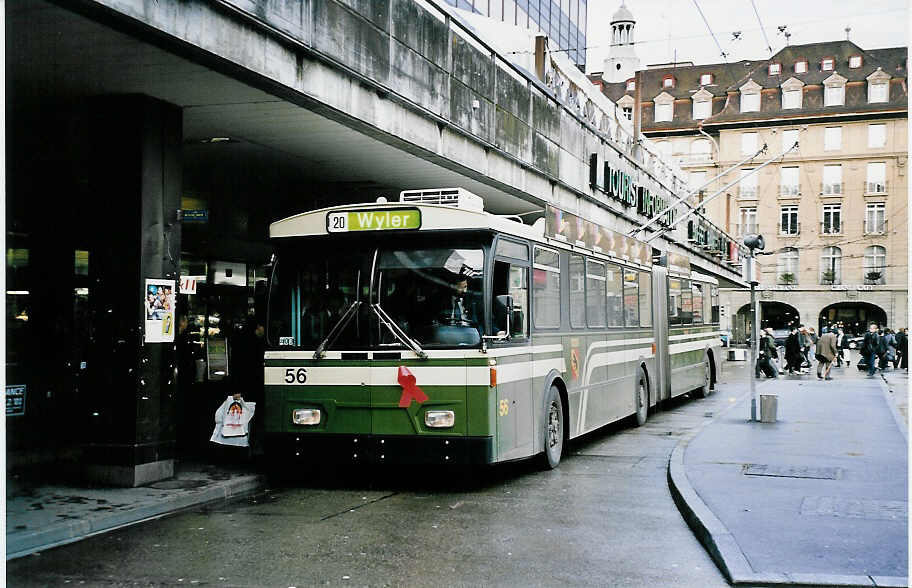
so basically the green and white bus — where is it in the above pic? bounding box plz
[263,189,721,468]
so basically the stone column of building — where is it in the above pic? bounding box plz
[76,96,183,486]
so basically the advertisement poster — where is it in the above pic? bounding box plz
[6,385,26,416]
[144,279,176,343]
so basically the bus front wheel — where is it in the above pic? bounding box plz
[694,355,712,398]
[634,368,649,426]
[541,386,564,469]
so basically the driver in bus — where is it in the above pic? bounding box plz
[442,274,480,328]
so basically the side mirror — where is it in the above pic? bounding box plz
[493,294,513,339]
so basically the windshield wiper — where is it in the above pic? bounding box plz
[313,300,361,359]
[371,303,428,360]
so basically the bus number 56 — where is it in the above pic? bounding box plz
[284,368,308,384]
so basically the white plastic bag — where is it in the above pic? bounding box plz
[210,395,256,447]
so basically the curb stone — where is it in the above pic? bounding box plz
[879,373,908,442]
[666,379,909,587]
[7,474,266,560]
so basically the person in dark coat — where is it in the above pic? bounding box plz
[835,327,850,367]
[785,327,803,375]
[898,328,908,370]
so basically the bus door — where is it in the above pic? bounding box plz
[490,240,533,460]
[652,266,671,402]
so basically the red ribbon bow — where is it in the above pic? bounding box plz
[397,366,428,408]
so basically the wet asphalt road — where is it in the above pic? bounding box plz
[9,368,752,587]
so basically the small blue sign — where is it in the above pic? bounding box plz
[182,209,209,223]
[6,385,26,416]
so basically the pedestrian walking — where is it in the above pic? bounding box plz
[759,328,779,378]
[862,323,881,377]
[898,328,908,370]
[835,327,847,367]
[883,328,898,369]
[816,327,838,380]
[798,326,810,373]
[785,326,803,375]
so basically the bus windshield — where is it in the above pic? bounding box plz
[267,240,485,350]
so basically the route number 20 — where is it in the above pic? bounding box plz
[284,368,308,384]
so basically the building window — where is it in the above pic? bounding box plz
[622,107,632,120]
[693,99,711,120]
[663,75,675,88]
[782,129,799,152]
[626,79,636,92]
[822,204,842,234]
[794,60,808,74]
[739,206,757,235]
[690,139,712,162]
[741,132,758,156]
[689,170,707,191]
[863,246,886,284]
[865,202,886,234]
[868,124,887,148]
[739,169,758,199]
[820,246,842,284]
[824,84,845,106]
[781,88,802,109]
[777,247,799,284]
[824,126,842,151]
[780,167,799,196]
[822,164,842,195]
[780,206,799,235]
[740,92,760,113]
[849,55,863,69]
[700,73,713,85]
[868,82,889,103]
[656,141,672,159]
[769,63,781,75]
[866,162,887,194]
[655,102,673,122]
[821,57,834,71]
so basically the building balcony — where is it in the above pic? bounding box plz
[863,219,888,235]
[737,223,758,235]
[864,181,888,195]
[739,187,758,199]
[863,271,886,285]
[820,222,842,235]
[779,184,801,197]
[778,222,800,236]
[821,182,844,196]
[676,153,714,167]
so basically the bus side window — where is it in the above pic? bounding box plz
[623,269,639,327]
[533,247,560,329]
[493,260,529,339]
[606,263,623,327]
[638,271,652,327]
[692,283,704,324]
[711,286,720,324]
[569,255,585,328]
[586,259,606,327]
[680,279,693,325]
[668,278,681,326]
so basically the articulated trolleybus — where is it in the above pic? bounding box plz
[263,188,721,468]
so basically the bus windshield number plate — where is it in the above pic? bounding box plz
[327,208,421,233]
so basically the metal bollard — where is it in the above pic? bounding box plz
[760,394,778,423]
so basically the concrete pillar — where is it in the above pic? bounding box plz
[75,96,183,486]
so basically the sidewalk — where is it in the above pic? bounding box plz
[6,462,266,559]
[670,366,909,587]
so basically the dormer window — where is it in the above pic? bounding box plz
[848,55,862,68]
[700,73,713,85]
[867,68,891,103]
[768,63,781,76]
[821,57,835,71]
[794,60,808,74]
[692,88,713,120]
[823,73,847,107]
[653,92,675,122]
[739,79,762,113]
[663,75,675,89]
[780,77,805,110]
[626,79,636,92]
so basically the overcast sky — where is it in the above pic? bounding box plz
[585,0,909,73]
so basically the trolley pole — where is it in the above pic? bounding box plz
[742,235,765,421]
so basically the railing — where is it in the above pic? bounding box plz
[737,223,758,235]
[779,184,800,196]
[863,271,886,285]
[821,182,844,195]
[864,181,888,195]
[676,153,714,166]
[820,221,842,235]
[778,222,800,235]
[819,271,841,285]
[739,187,758,199]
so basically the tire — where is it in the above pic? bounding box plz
[540,385,564,469]
[694,355,712,398]
[634,368,649,426]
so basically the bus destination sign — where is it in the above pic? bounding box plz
[327,208,421,233]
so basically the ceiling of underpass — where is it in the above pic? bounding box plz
[8,0,541,215]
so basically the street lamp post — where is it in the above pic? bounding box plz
[743,234,765,421]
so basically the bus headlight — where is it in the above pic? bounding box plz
[292,408,321,425]
[424,410,455,428]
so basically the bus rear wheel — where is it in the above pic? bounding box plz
[540,386,564,469]
[634,368,649,426]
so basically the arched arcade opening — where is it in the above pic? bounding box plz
[733,301,801,343]
[819,302,888,336]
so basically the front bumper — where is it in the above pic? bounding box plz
[264,433,495,465]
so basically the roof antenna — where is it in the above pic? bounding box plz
[845,26,851,40]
